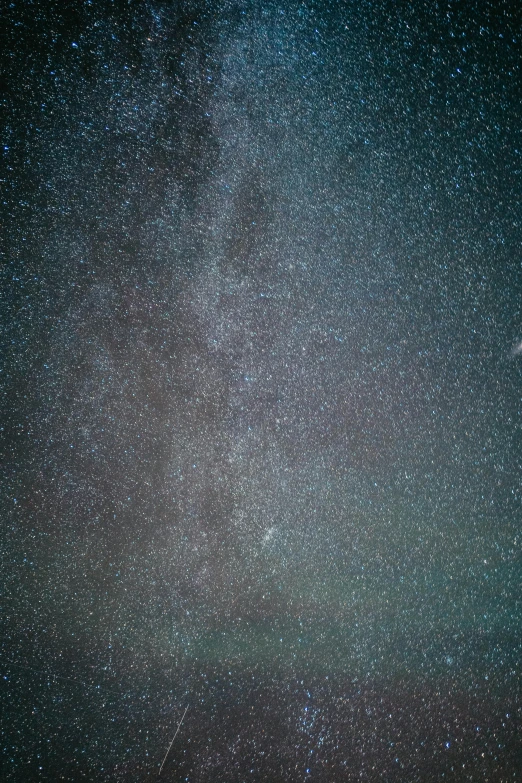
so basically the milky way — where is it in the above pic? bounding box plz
[3,1,521,780]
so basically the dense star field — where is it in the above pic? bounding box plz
[2,0,521,780]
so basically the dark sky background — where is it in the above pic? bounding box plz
[2,0,521,780]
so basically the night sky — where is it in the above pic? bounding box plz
[2,0,521,780]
